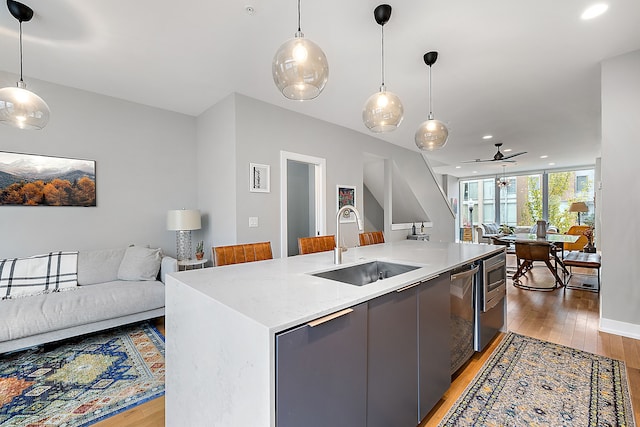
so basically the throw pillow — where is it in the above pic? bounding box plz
[0,251,78,299]
[117,246,162,281]
[77,248,126,285]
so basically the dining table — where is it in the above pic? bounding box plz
[495,233,580,288]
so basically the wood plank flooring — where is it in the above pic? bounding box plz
[95,256,639,427]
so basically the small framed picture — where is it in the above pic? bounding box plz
[250,163,270,193]
[337,185,356,223]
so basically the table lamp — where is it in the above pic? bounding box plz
[167,209,201,261]
[568,202,588,225]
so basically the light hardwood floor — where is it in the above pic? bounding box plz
[96,256,639,427]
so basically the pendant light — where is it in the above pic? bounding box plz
[415,51,448,151]
[362,4,403,133]
[272,0,329,100]
[497,165,509,188]
[0,0,50,130]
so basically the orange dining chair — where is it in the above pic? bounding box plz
[359,231,385,246]
[563,225,590,252]
[213,242,273,266]
[298,235,336,255]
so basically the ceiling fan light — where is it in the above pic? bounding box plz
[363,87,404,133]
[272,31,329,101]
[0,82,50,130]
[415,118,448,151]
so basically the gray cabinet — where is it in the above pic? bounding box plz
[368,274,451,427]
[367,284,419,427]
[418,273,451,420]
[275,303,367,427]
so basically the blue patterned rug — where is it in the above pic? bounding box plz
[440,332,636,426]
[0,322,164,426]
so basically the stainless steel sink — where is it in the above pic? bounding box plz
[311,261,420,286]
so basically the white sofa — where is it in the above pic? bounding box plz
[0,246,176,353]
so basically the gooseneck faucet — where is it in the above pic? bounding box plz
[335,204,363,264]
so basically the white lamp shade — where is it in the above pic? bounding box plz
[0,83,50,130]
[272,32,329,100]
[167,209,201,231]
[362,88,404,132]
[414,118,449,151]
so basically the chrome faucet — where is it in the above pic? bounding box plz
[335,204,363,264]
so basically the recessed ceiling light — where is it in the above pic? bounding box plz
[548,162,556,166]
[455,166,461,169]
[245,5,256,15]
[472,171,478,174]
[503,148,512,152]
[482,135,493,140]
[540,155,548,159]
[581,3,608,20]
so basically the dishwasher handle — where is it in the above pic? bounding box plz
[450,264,479,281]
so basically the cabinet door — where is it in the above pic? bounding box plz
[276,303,367,427]
[367,285,419,427]
[418,274,451,420]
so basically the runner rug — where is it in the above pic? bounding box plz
[440,332,636,427]
[0,322,164,426]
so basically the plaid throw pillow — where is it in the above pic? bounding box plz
[0,251,78,299]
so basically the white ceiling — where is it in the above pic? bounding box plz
[1,0,639,178]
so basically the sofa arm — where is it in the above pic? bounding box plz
[161,256,178,283]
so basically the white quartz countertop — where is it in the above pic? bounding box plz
[167,240,503,333]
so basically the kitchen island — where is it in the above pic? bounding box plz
[165,240,504,427]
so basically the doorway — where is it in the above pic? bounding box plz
[280,151,326,257]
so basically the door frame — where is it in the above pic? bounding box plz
[280,151,327,258]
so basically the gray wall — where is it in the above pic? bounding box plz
[196,93,454,258]
[0,71,197,259]
[600,49,640,334]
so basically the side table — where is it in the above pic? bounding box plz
[178,258,208,271]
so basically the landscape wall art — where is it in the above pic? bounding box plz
[0,151,96,207]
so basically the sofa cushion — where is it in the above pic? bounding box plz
[77,248,126,285]
[117,246,162,281]
[0,252,78,299]
[0,281,164,342]
[482,223,499,235]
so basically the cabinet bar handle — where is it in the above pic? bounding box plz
[396,274,440,292]
[450,265,479,281]
[307,308,354,327]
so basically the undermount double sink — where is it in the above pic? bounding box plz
[311,260,420,286]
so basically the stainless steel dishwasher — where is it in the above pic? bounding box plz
[449,263,479,374]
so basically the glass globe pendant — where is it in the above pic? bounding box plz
[0,81,50,130]
[272,0,328,101]
[362,4,403,132]
[0,0,50,130]
[363,85,403,132]
[415,51,448,150]
[414,114,448,151]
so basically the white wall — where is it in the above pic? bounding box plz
[0,72,197,258]
[198,93,454,257]
[196,94,237,257]
[600,49,640,336]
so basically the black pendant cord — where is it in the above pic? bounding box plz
[297,0,301,32]
[19,20,24,83]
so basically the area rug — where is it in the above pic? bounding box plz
[440,332,636,427]
[0,322,164,426]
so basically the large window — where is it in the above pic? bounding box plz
[459,168,594,233]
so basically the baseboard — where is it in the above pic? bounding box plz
[599,317,640,340]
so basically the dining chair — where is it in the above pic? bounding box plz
[512,241,563,290]
[213,241,273,266]
[298,235,335,255]
[563,225,590,252]
[359,231,385,246]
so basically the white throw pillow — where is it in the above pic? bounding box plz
[117,246,162,281]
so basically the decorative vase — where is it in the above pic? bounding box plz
[536,220,546,239]
[195,252,204,260]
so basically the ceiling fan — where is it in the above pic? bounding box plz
[463,143,527,163]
